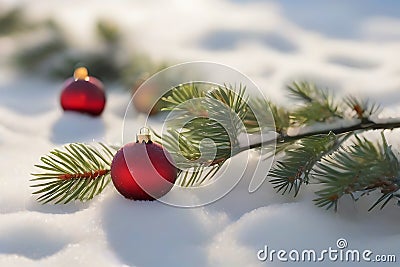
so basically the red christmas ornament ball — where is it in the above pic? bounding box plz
[60,67,106,116]
[132,83,163,116]
[110,130,177,200]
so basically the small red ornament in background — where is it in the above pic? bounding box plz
[60,67,106,116]
[111,128,177,200]
[132,83,162,116]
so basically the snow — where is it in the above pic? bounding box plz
[1,0,400,266]
[287,119,361,137]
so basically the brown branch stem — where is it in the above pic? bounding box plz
[236,119,400,154]
[58,169,110,180]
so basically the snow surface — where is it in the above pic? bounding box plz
[1,0,400,266]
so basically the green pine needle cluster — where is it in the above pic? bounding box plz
[270,132,339,197]
[344,96,381,121]
[31,143,116,204]
[314,133,400,211]
[156,83,249,186]
[288,82,342,125]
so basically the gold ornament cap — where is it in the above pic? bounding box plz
[137,127,152,143]
[74,67,89,81]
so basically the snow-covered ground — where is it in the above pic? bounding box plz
[1,0,400,266]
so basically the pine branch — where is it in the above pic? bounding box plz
[0,7,34,35]
[243,118,400,152]
[31,143,116,204]
[152,127,225,187]
[176,164,223,187]
[162,82,206,112]
[344,96,381,121]
[153,83,256,187]
[245,98,289,134]
[270,132,349,197]
[313,132,400,211]
[160,81,400,211]
[156,83,252,186]
[30,80,400,211]
[288,82,342,125]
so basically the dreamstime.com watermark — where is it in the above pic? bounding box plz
[257,238,396,263]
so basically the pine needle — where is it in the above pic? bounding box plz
[31,143,117,204]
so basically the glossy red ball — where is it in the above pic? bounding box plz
[60,77,106,116]
[110,141,177,200]
[132,84,162,116]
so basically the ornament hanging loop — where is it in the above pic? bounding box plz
[137,127,152,143]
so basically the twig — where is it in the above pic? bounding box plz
[236,119,400,154]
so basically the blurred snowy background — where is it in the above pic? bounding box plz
[0,0,400,266]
